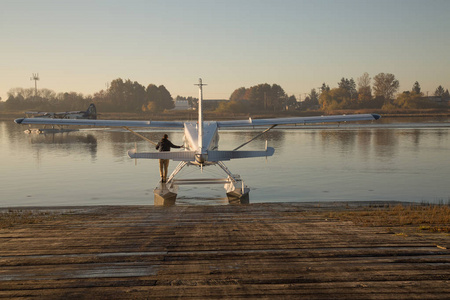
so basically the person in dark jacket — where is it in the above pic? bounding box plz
[156,134,182,182]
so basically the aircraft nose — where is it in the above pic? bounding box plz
[14,118,24,124]
[195,153,208,164]
[371,114,381,120]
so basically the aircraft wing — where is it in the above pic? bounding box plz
[16,113,380,128]
[14,118,185,128]
[216,114,380,128]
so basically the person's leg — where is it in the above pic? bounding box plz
[163,159,169,181]
[159,159,164,181]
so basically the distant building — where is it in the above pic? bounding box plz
[423,96,450,106]
[173,99,191,110]
[427,96,444,103]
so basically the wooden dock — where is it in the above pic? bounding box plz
[0,203,449,299]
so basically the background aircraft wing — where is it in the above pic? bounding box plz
[25,111,45,115]
[14,118,185,128]
[216,114,380,128]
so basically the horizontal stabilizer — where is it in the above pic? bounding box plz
[128,149,196,161]
[207,147,275,161]
[127,148,275,162]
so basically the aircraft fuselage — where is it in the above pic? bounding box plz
[183,121,219,164]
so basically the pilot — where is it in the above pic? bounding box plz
[156,134,183,182]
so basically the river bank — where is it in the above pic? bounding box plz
[2,108,450,122]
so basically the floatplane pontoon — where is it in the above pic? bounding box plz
[15,79,380,205]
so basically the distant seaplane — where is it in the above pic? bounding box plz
[15,80,380,205]
[23,104,97,133]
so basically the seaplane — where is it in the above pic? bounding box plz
[15,79,381,205]
[23,103,97,134]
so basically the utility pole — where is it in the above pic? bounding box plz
[30,73,39,99]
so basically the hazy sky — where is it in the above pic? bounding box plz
[1,0,449,101]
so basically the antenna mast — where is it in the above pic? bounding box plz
[30,73,39,99]
[195,78,206,151]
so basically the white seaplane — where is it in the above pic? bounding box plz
[15,79,380,205]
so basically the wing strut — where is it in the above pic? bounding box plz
[233,125,277,151]
[167,161,189,184]
[123,126,158,146]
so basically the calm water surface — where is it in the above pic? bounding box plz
[1,118,449,206]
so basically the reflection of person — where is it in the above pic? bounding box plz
[156,134,182,182]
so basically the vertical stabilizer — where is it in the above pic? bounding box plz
[195,79,206,152]
[86,103,97,119]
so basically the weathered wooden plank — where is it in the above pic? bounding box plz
[0,203,448,299]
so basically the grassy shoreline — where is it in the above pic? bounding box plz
[2,108,450,122]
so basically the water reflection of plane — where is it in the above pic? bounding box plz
[24,104,97,134]
[15,79,380,205]
[28,133,98,159]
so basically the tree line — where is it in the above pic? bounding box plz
[219,73,449,113]
[301,73,450,112]
[217,84,296,113]
[1,74,449,113]
[1,78,174,113]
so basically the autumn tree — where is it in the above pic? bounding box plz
[107,78,147,112]
[395,92,418,108]
[412,81,422,95]
[338,77,357,100]
[229,87,247,102]
[445,90,450,100]
[143,84,174,112]
[228,83,287,111]
[286,95,297,109]
[269,84,287,110]
[373,73,399,101]
[7,88,35,99]
[320,83,330,93]
[434,85,445,97]
[216,99,250,113]
[319,88,351,111]
[309,88,319,105]
[434,85,449,100]
[394,91,437,109]
[357,72,372,102]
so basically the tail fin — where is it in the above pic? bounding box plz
[86,104,97,119]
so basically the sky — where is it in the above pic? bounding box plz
[1,0,449,102]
